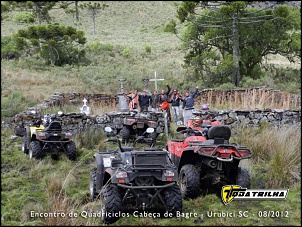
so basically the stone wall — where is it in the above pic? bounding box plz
[4,89,301,135]
[11,109,301,136]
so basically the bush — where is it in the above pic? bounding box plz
[164,19,176,33]
[12,12,35,23]
[87,41,113,53]
[240,77,263,88]
[1,35,21,60]
[1,92,27,117]
[75,126,106,150]
[144,46,151,54]
[122,47,131,58]
[217,82,236,90]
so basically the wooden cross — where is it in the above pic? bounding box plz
[149,71,164,91]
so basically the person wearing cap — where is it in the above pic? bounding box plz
[138,90,151,112]
[169,88,183,123]
[182,86,199,127]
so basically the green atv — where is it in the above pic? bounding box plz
[21,114,76,160]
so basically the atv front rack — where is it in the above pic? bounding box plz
[117,182,175,189]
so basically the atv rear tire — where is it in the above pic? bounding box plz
[162,185,182,215]
[179,164,200,199]
[66,141,76,160]
[121,126,131,143]
[100,184,122,224]
[90,168,99,201]
[236,167,251,188]
[29,141,43,160]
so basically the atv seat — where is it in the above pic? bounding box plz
[207,125,231,140]
[201,138,229,145]
[43,121,62,132]
[121,146,134,152]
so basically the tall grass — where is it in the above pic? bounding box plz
[232,124,301,188]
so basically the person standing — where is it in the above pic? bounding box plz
[158,84,171,104]
[125,89,139,111]
[169,89,183,123]
[138,90,151,112]
[150,90,160,112]
[159,84,171,121]
[182,86,199,127]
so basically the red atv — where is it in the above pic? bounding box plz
[166,118,252,199]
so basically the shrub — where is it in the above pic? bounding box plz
[12,12,35,23]
[1,92,27,117]
[164,19,176,33]
[1,35,21,60]
[87,41,113,53]
[122,47,131,58]
[144,45,151,54]
[75,126,106,150]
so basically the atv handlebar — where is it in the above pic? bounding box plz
[177,127,205,137]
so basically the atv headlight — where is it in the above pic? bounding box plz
[116,171,127,178]
[163,170,175,177]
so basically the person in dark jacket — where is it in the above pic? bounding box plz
[150,90,160,112]
[182,86,199,127]
[138,90,151,112]
[158,84,171,104]
[169,89,183,123]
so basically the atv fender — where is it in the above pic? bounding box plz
[95,153,105,192]
[26,126,31,150]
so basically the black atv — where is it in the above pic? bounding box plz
[21,115,76,160]
[90,127,182,224]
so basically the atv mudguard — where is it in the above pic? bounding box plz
[123,118,136,126]
[95,153,105,192]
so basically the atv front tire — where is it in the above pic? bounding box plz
[162,185,182,215]
[29,141,43,160]
[236,167,251,188]
[121,126,131,143]
[66,141,76,160]
[179,164,200,199]
[90,168,99,201]
[100,184,122,224]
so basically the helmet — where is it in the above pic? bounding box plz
[192,116,203,126]
[201,104,210,110]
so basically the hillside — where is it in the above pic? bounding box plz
[1,1,187,102]
[1,1,300,108]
